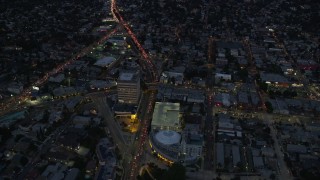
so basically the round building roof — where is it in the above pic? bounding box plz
[155,130,181,145]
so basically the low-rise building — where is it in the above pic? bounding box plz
[94,56,117,68]
[252,156,264,169]
[7,82,23,94]
[215,73,232,82]
[286,144,307,154]
[216,143,225,169]
[232,145,241,167]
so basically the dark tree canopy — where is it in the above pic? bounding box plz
[161,163,186,180]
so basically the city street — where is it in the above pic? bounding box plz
[17,116,74,179]
[88,93,127,148]
[110,1,160,179]
[0,27,118,116]
[89,92,135,179]
[128,91,157,179]
[263,114,293,180]
[204,93,215,171]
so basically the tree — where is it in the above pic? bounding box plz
[115,146,122,160]
[265,101,273,113]
[170,76,176,85]
[13,166,21,174]
[237,69,248,82]
[283,89,291,98]
[236,162,242,169]
[20,156,29,166]
[14,134,24,142]
[263,127,271,134]
[161,163,186,180]
[300,169,318,180]
[222,65,229,73]
[73,158,86,169]
[140,80,147,90]
[150,164,166,180]
[28,143,38,152]
[231,177,241,180]
[259,82,268,92]
[270,173,276,180]
[268,90,275,98]
[0,127,11,144]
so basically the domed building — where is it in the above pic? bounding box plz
[155,130,181,146]
[150,130,181,162]
[149,102,203,165]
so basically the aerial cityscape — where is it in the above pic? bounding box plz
[0,0,319,179]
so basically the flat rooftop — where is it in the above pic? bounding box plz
[151,102,180,129]
[119,72,134,81]
[94,56,116,67]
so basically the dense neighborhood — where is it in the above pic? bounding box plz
[0,0,320,180]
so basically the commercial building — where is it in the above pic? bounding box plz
[149,102,202,165]
[117,70,140,104]
[150,130,182,161]
[94,56,116,68]
[150,129,203,165]
[181,132,203,164]
[151,102,181,131]
[215,73,232,81]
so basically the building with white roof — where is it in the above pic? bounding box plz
[151,102,181,131]
[149,102,203,165]
[160,71,184,85]
[215,73,232,81]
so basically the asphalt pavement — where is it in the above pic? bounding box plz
[264,114,293,180]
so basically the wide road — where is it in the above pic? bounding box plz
[110,1,160,180]
[88,91,135,179]
[111,0,158,82]
[111,91,153,180]
[135,92,151,141]
[129,91,156,179]
[88,92,126,148]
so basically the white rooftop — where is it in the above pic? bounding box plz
[155,130,181,145]
[151,102,180,129]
